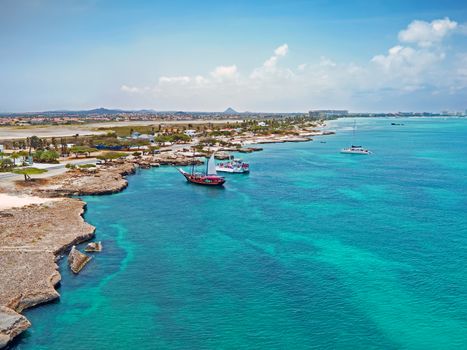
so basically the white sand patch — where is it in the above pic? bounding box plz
[0,193,60,210]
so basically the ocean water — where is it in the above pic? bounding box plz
[10,117,467,350]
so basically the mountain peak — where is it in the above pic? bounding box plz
[223,107,238,114]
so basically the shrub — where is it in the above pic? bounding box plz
[96,151,128,163]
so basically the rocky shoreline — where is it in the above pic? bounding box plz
[0,132,334,347]
[0,161,137,348]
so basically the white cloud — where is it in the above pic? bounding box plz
[120,84,147,93]
[398,18,458,47]
[159,76,191,85]
[120,19,466,111]
[319,56,336,67]
[194,75,209,86]
[274,44,288,57]
[210,65,238,81]
[250,44,291,79]
[371,45,445,73]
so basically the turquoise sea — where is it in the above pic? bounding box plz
[10,117,467,349]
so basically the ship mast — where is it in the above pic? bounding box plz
[191,148,195,175]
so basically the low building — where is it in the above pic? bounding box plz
[184,130,197,137]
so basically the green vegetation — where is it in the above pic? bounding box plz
[69,146,98,158]
[148,145,160,155]
[12,167,48,181]
[33,150,60,163]
[198,138,235,147]
[129,139,151,148]
[78,164,96,169]
[96,151,128,163]
[17,150,30,158]
[154,133,190,144]
[0,158,14,172]
[207,130,234,137]
[96,125,157,137]
[10,152,21,165]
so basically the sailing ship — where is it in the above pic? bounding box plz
[178,154,226,186]
[216,155,250,173]
[341,120,371,155]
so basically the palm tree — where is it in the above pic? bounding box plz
[17,151,29,165]
[10,152,20,165]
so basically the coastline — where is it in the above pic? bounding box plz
[0,163,136,348]
[0,129,333,347]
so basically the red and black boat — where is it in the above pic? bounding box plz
[179,154,225,186]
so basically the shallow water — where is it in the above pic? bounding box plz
[12,117,467,349]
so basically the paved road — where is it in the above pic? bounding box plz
[0,159,97,181]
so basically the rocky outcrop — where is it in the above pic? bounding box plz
[27,162,136,197]
[0,198,95,346]
[85,241,102,252]
[254,136,312,144]
[236,147,263,153]
[67,246,92,274]
[0,306,31,348]
[219,147,263,153]
[0,251,61,313]
[152,154,203,166]
[214,152,230,160]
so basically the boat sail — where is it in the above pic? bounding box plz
[207,154,217,175]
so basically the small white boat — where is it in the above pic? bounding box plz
[340,145,371,155]
[341,120,371,155]
[216,156,250,173]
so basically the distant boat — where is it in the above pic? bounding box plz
[216,155,250,173]
[179,154,225,186]
[341,120,371,155]
[340,145,371,155]
[391,122,404,126]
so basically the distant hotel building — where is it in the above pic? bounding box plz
[309,110,349,118]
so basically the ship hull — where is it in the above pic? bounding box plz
[340,149,370,155]
[216,167,249,174]
[179,169,225,186]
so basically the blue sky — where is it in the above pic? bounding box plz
[1,0,467,112]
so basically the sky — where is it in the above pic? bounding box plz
[1,0,467,113]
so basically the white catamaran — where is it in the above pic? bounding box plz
[216,155,250,173]
[341,120,371,155]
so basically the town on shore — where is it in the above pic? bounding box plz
[1,107,465,127]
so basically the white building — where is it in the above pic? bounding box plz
[184,130,197,137]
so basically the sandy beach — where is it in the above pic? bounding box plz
[0,193,60,210]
